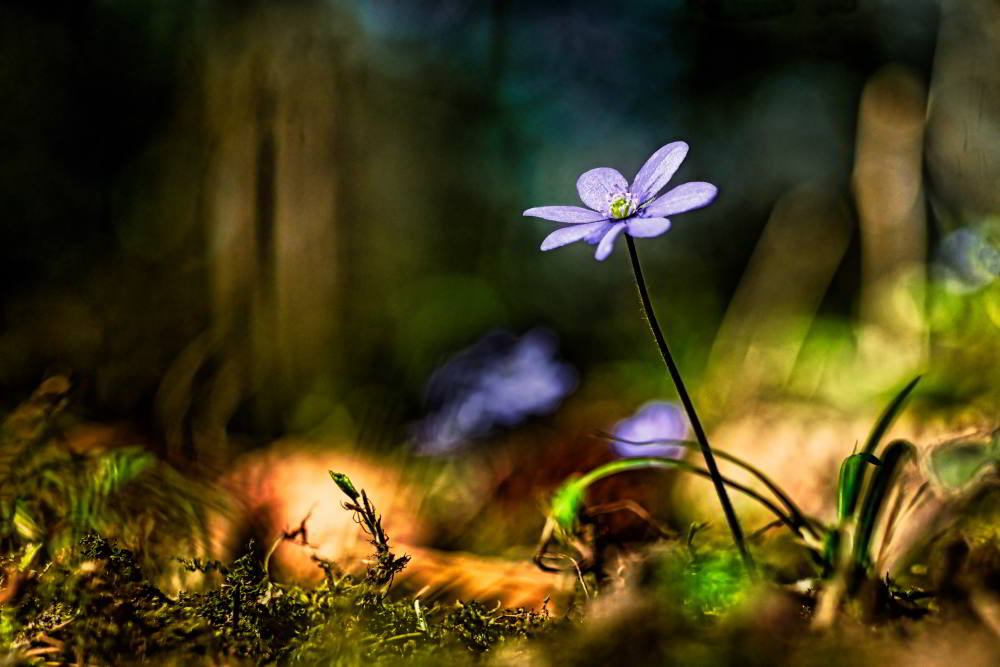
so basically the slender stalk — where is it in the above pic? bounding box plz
[598,432,821,541]
[624,236,756,577]
[576,457,798,536]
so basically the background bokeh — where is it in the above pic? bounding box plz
[0,0,996,462]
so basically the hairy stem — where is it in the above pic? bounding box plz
[624,236,756,578]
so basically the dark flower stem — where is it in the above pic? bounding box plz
[624,236,756,578]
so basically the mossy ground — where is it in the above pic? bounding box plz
[2,495,1000,666]
[1,382,998,666]
[1,532,552,666]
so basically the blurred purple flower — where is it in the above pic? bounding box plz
[415,329,578,454]
[937,227,1000,291]
[523,142,717,261]
[611,401,688,459]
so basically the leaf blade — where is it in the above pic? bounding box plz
[836,452,881,522]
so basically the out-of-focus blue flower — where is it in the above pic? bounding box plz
[611,401,687,459]
[415,329,578,454]
[936,227,1000,292]
[523,142,717,261]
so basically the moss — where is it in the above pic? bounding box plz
[1,482,551,665]
[2,382,997,665]
[680,551,748,617]
[441,600,548,653]
[0,382,554,665]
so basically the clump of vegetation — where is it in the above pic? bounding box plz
[0,371,997,666]
[536,374,1000,640]
[0,376,220,584]
[0,458,550,665]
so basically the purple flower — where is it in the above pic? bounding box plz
[415,329,578,454]
[611,401,688,459]
[937,227,1000,291]
[524,142,718,261]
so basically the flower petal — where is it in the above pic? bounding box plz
[523,206,609,223]
[594,222,626,261]
[631,141,688,202]
[584,224,609,245]
[613,440,685,459]
[612,401,688,459]
[626,216,671,239]
[576,168,628,213]
[642,182,718,217]
[540,221,613,251]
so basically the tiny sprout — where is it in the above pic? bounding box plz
[549,478,586,536]
[329,471,360,501]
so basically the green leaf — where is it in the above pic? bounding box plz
[928,433,999,491]
[18,542,42,571]
[852,440,916,572]
[836,452,881,522]
[12,500,43,542]
[861,375,922,458]
[837,376,921,529]
[821,529,841,577]
[930,444,992,490]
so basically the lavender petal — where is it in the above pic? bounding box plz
[630,141,688,202]
[594,222,626,261]
[612,402,688,459]
[626,216,672,238]
[540,220,613,251]
[613,441,686,459]
[642,182,718,218]
[584,224,609,245]
[576,167,628,213]
[523,206,609,223]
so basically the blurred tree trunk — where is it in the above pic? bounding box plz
[158,5,343,463]
[926,0,1000,227]
[853,65,929,387]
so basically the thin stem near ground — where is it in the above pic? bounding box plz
[624,235,756,578]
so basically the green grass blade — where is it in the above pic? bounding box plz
[861,375,922,458]
[821,529,841,578]
[836,375,921,531]
[836,452,880,522]
[851,440,916,572]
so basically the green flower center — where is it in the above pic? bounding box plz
[609,193,636,220]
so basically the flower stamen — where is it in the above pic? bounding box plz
[609,193,637,220]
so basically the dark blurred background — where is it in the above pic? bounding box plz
[0,0,996,459]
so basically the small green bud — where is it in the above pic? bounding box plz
[329,471,360,501]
